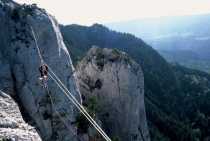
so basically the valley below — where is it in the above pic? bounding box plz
[0,0,210,141]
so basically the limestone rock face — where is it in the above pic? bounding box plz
[0,1,150,141]
[76,47,150,141]
[0,52,14,95]
[0,90,42,141]
[0,1,81,140]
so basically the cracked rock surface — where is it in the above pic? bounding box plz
[76,47,150,141]
[0,90,42,141]
[0,0,81,140]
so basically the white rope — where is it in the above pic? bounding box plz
[30,26,44,64]
[48,70,112,141]
[48,71,112,141]
[30,25,112,141]
[45,85,79,138]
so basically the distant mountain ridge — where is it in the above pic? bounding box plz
[106,14,210,72]
[106,14,210,44]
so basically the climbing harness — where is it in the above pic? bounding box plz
[30,26,112,141]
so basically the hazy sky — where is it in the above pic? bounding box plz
[14,0,210,25]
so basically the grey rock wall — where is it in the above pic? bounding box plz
[76,47,150,141]
[0,90,42,141]
[0,1,81,140]
[0,1,150,141]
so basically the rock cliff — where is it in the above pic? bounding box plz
[0,90,41,141]
[76,47,150,141]
[0,0,150,141]
[0,0,81,140]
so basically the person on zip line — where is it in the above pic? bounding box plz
[39,63,49,87]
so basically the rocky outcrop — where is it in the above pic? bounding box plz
[76,47,150,141]
[0,0,81,140]
[0,1,150,141]
[0,90,41,141]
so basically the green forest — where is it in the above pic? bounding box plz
[60,24,210,141]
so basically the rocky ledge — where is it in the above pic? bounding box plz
[0,90,41,141]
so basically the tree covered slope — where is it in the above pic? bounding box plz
[60,24,210,141]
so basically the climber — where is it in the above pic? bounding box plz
[39,63,48,87]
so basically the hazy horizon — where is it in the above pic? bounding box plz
[14,0,210,26]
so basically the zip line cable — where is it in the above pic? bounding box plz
[30,26,44,64]
[48,63,112,141]
[45,85,79,139]
[48,70,112,141]
[30,25,112,141]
